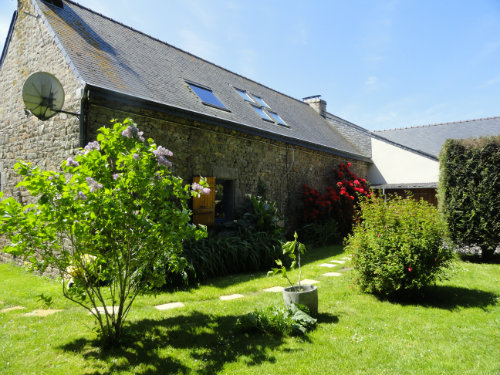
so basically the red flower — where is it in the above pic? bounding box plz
[347,162,352,167]
[408,266,412,272]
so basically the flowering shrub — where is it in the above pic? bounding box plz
[345,194,454,296]
[0,118,208,345]
[302,163,370,240]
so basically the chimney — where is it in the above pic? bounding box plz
[303,95,327,117]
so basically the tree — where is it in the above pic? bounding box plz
[0,118,208,345]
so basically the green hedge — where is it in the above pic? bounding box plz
[438,136,500,258]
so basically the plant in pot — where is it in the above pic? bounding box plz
[269,232,318,316]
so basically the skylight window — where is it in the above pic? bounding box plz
[235,88,255,103]
[187,82,227,109]
[251,105,273,122]
[268,112,287,126]
[252,95,270,108]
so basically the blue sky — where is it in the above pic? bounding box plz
[1,0,499,130]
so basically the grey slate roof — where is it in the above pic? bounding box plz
[374,117,500,158]
[32,0,368,160]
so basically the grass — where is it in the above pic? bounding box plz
[1,245,499,375]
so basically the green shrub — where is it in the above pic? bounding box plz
[236,304,317,336]
[345,194,453,296]
[167,195,283,286]
[439,136,500,259]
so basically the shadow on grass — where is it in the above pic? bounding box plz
[458,252,500,265]
[59,311,289,375]
[383,285,499,310]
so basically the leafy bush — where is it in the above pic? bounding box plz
[301,163,371,243]
[345,194,453,296]
[0,119,207,344]
[236,304,317,336]
[173,195,283,285]
[439,137,500,259]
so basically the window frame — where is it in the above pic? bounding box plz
[186,80,229,111]
[250,104,274,122]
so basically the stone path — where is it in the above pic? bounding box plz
[0,306,25,313]
[219,294,244,301]
[155,302,184,311]
[263,286,284,292]
[322,272,342,277]
[24,309,62,317]
[319,263,336,268]
[1,257,353,316]
[89,306,120,315]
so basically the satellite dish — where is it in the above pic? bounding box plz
[22,72,65,121]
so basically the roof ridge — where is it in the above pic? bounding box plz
[374,116,500,132]
[65,0,309,107]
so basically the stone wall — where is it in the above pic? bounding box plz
[85,95,369,226]
[0,0,82,200]
[0,0,82,264]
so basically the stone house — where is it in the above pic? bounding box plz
[0,0,371,227]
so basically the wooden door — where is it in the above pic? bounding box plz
[192,176,215,226]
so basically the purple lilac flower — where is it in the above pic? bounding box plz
[75,191,87,201]
[153,146,174,167]
[121,125,145,142]
[112,173,120,180]
[86,177,103,192]
[153,146,173,158]
[157,155,172,167]
[66,157,79,167]
[192,182,210,195]
[84,141,100,153]
[133,153,140,160]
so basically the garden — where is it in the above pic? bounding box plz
[0,120,499,374]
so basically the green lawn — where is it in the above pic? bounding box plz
[1,246,499,375]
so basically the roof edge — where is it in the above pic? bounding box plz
[31,0,86,87]
[374,116,500,133]
[86,84,372,163]
[0,10,17,70]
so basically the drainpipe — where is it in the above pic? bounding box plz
[79,85,89,148]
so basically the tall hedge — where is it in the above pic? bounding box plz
[438,136,500,258]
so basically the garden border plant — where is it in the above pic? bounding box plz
[0,118,208,345]
[345,193,454,297]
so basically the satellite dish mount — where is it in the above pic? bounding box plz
[22,72,79,121]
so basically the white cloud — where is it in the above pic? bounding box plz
[366,76,377,86]
[479,75,500,89]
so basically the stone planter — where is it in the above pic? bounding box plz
[283,284,318,316]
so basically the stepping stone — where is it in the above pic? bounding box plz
[263,286,284,292]
[342,256,352,260]
[219,294,244,301]
[89,306,120,315]
[0,306,25,313]
[155,302,185,311]
[24,309,62,317]
[323,272,342,277]
[330,260,346,264]
[300,279,319,285]
[320,263,336,268]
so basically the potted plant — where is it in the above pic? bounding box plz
[269,232,318,316]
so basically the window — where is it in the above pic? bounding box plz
[235,88,255,103]
[251,105,273,122]
[252,95,270,108]
[268,111,287,126]
[187,82,227,110]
